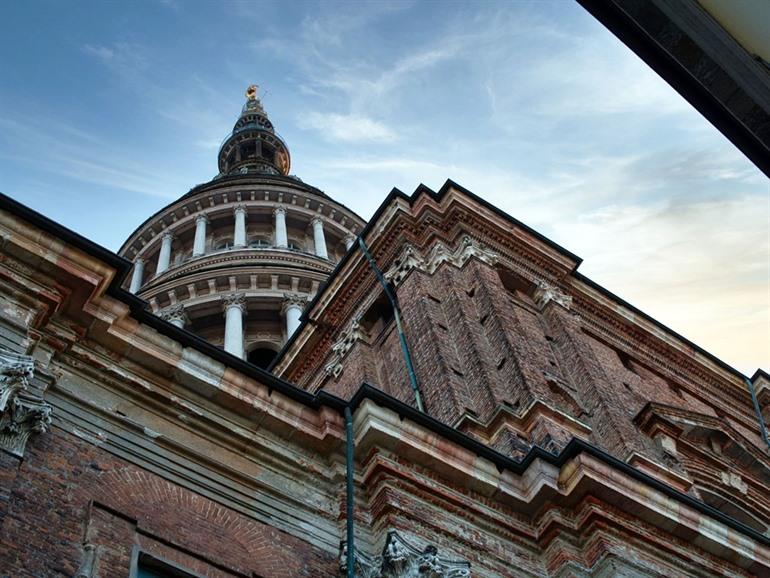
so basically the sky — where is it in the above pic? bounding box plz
[1,1,768,375]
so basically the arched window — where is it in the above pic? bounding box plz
[249,237,270,248]
[214,238,232,251]
[247,345,278,370]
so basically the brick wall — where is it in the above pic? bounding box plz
[0,428,335,578]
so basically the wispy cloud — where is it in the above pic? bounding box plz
[0,116,179,198]
[298,112,396,142]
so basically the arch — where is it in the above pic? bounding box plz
[246,340,280,370]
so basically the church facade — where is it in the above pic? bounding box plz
[0,88,768,577]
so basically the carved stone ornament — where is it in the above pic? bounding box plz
[159,304,189,325]
[385,236,498,287]
[324,318,365,378]
[340,530,471,578]
[0,348,53,457]
[222,293,247,313]
[533,280,572,310]
[282,292,308,313]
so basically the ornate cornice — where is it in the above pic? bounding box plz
[0,348,52,456]
[340,530,471,577]
[384,235,498,287]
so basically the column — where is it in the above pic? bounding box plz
[344,234,356,251]
[273,207,288,248]
[233,205,247,248]
[129,258,144,293]
[193,214,209,257]
[160,304,189,329]
[311,216,328,259]
[156,232,174,275]
[282,293,307,338]
[222,293,246,358]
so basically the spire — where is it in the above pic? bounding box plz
[217,85,291,177]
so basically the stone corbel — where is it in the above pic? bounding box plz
[324,318,365,378]
[533,280,572,310]
[340,530,471,577]
[0,348,53,456]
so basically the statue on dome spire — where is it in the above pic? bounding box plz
[245,84,259,101]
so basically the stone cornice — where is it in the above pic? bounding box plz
[140,246,334,292]
[120,181,365,259]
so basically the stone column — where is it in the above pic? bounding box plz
[344,234,356,251]
[129,258,144,293]
[311,216,328,259]
[222,293,246,358]
[282,293,307,338]
[233,205,247,248]
[156,232,174,275]
[160,304,189,329]
[273,207,288,248]
[193,214,209,257]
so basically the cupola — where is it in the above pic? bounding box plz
[217,85,291,177]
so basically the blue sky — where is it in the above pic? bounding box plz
[1,1,768,374]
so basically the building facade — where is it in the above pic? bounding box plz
[0,88,769,577]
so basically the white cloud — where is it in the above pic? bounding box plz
[298,112,396,142]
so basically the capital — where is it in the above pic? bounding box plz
[282,292,307,314]
[233,204,248,216]
[134,256,145,265]
[161,231,175,242]
[272,206,287,217]
[159,304,189,325]
[222,293,247,313]
[310,216,324,228]
[195,213,210,224]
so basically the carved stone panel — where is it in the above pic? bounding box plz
[340,530,471,578]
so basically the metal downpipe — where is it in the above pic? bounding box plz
[357,237,425,412]
[345,405,355,578]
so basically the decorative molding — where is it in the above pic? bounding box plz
[340,531,471,577]
[0,349,52,456]
[533,280,572,310]
[385,236,498,286]
[221,293,247,314]
[324,318,365,378]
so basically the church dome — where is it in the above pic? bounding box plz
[118,86,365,368]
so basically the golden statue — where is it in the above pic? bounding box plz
[245,84,259,101]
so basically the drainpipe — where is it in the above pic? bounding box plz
[745,378,770,449]
[358,237,425,412]
[345,405,355,578]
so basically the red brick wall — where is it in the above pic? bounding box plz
[0,428,336,578]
